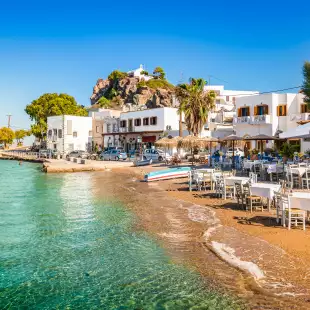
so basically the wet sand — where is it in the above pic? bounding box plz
[92,167,310,309]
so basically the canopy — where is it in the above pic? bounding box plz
[280,123,310,139]
[155,137,177,147]
[219,134,243,141]
[178,135,206,149]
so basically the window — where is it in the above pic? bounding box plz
[277,105,287,116]
[254,105,268,115]
[134,118,141,126]
[53,129,57,136]
[67,120,72,135]
[232,97,236,104]
[48,129,52,138]
[226,96,229,101]
[150,117,157,125]
[238,107,250,117]
[58,129,62,138]
[73,131,78,138]
[301,104,309,113]
[120,120,127,128]
[88,131,92,136]
[96,126,99,133]
[143,117,149,125]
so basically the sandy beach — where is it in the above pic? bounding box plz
[90,165,310,309]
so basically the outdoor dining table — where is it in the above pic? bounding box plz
[290,167,307,177]
[250,182,281,211]
[280,192,310,224]
[289,192,310,211]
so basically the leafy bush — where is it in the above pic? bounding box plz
[280,142,298,158]
[97,96,111,108]
[108,70,127,81]
[137,81,146,88]
[146,79,174,90]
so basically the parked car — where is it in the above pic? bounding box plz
[226,148,244,157]
[100,149,128,161]
[143,149,171,162]
[66,150,90,159]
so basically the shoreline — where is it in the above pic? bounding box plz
[94,166,310,309]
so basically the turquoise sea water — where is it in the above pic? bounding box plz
[0,161,242,309]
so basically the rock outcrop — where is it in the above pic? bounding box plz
[90,76,176,109]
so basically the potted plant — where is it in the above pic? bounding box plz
[250,148,259,160]
[280,143,296,163]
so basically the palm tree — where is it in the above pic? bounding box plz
[175,78,216,136]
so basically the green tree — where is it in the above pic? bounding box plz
[175,78,216,136]
[97,96,111,108]
[25,93,87,140]
[302,61,310,107]
[0,127,15,148]
[15,129,30,145]
[153,67,166,80]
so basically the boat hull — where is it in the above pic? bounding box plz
[144,167,191,182]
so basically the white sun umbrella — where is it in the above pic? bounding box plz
[280,122,310,139]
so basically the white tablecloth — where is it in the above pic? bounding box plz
[243,161,255,169]
[265,164,284,174]
[289,192,310,211]
[225,176,250,186]
[290,167,307,177]
[250,183,281,200]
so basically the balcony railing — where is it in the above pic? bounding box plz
[233,115,271,125]
[251,114,271,124]
[233,116,251,124]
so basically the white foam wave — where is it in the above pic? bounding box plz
[211,241,265,280]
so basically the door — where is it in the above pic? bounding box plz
[128,119,133,132]
[111,150,118,160]
[151,149,159,160]
[144,149,151,160]
[103,151,110,160]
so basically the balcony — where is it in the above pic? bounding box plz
[233,116,251,124]
[251,114,271,124]
[233,115,272,125]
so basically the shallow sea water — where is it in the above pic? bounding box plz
[0,161,243,309]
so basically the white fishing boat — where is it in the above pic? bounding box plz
[144,167,191,182]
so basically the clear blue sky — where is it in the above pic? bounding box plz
[1,0,310,132]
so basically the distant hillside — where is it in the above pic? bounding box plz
[90,68,176,109]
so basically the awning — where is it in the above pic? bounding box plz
[142,136,156,143]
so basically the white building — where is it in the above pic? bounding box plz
[47,115,93,153]
[204,85,258,139]
[234,93,309,151]
[127,64,153,81]
[102,107,210,151]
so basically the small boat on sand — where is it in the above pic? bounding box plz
[134,158,153,167]
[144,167,191,182]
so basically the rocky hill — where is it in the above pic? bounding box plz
[90,71,176,110]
